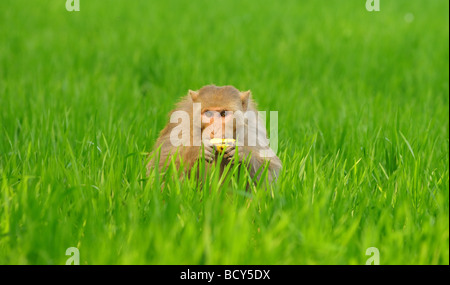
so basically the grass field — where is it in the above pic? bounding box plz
[0,0,448,265]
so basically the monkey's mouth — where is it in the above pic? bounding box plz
[210,138,236,153]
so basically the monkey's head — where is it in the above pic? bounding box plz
[189,85,250,140]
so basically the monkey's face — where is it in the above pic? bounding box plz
[201,108,235,139]
[190,85,250,140]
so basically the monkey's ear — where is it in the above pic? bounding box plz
[240,90,251,110]
[189,90,199,101]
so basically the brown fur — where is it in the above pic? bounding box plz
[147,85,282,184]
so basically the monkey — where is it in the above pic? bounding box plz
[147,85,282,185]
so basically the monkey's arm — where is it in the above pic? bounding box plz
[248,148,282,183]
[224,145,282,183]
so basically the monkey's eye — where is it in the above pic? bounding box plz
[220,111,227,117]
[204,111,214,118]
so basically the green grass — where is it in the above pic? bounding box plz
[0,0,448,265]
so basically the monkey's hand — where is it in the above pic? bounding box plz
[201,140,215,163]
[223,145,246,165]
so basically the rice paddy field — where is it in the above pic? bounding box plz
[0,0,448,265]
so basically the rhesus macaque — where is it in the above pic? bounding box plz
[147,85,282,184]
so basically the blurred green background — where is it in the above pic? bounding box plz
[0,0,448,264]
